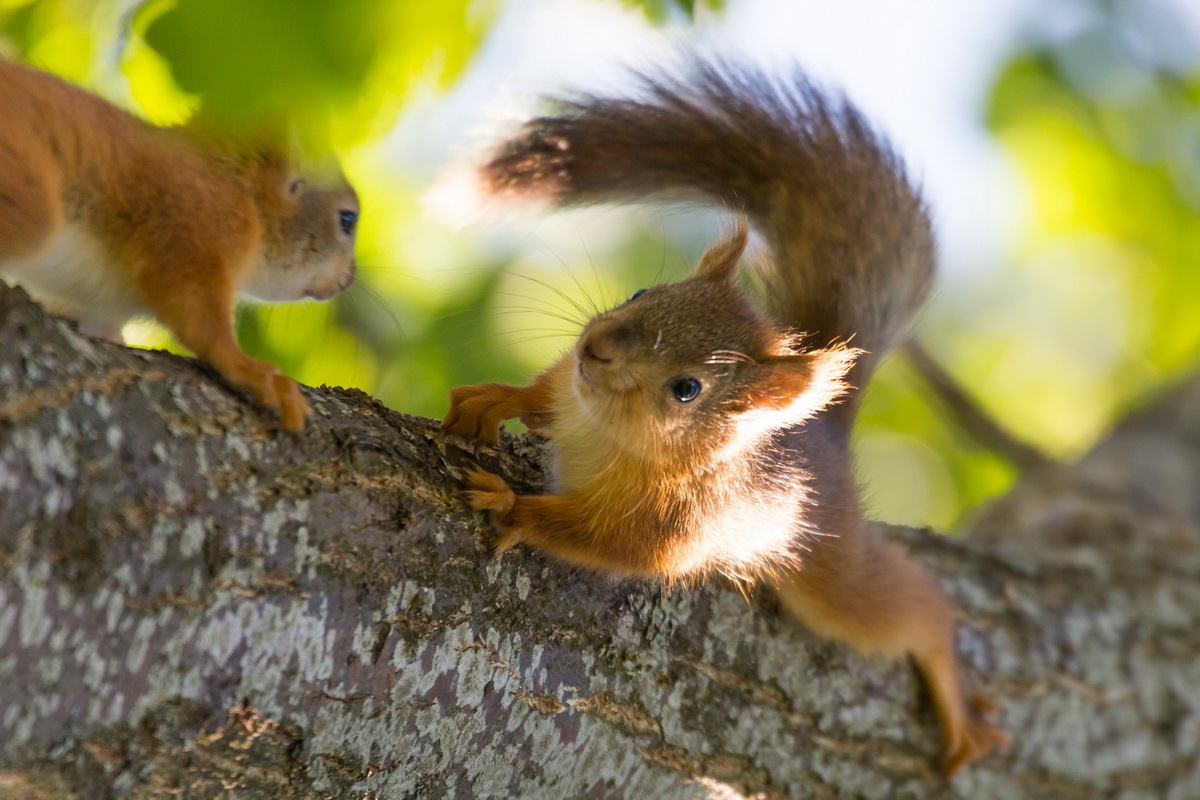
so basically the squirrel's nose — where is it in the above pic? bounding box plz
[579,321,635,363]
[579,329,612,363]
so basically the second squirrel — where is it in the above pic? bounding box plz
[441,58,1007,776]
[0,59,359,432]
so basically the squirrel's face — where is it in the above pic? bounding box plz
[574,281,735,418]
[572,280,796,448]
[244,169,359,304]
[570,222,858,460]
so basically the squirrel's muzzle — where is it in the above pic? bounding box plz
[578,318,638,364]
[575,317,646,394]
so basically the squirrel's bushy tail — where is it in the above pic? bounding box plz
[475,56,935,416]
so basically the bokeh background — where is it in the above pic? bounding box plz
[3,0,1199,531]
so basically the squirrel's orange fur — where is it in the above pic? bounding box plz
[0,58,359,431]
[441,58,1007,776]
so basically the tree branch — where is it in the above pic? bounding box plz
[1,282,1197,799]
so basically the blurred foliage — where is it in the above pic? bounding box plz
[855,0,1200,527]
[138,0,500,142]
[3,0,1198,530]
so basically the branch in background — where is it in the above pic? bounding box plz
[904,340,1054,471]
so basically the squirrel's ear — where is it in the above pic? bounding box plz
[730,346,860,419]
[695,217,749,283]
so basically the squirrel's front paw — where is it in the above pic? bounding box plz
[441,383,521,445]
[273,375,311,433]
[221,358,310,433]
[940,690,1008,778]
[519,410,554,438]
[462,467,522,551]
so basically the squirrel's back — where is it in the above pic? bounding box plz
[473,57,935,420]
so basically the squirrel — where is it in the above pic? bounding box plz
[440,57,1009,777]
[0,58,359,431]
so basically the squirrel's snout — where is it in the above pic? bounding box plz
[579,321,636,364]
[579,330,612,363]
[580,339,609,363]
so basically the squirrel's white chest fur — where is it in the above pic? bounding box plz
[0,222,147,336]
[548,386,807,578]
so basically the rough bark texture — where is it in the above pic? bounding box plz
[1,280,1198,799]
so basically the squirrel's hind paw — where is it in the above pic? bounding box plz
[940,697,1008,778]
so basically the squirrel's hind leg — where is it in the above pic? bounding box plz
[774,528,1006,777]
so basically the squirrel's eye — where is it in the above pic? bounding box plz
[670,377,701,402]
[628,288,647,302]
[339,210,358,235]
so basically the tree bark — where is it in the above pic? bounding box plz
[1,281,1197,800]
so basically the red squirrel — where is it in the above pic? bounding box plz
[441,58,1008,776]
[0,58,359,431]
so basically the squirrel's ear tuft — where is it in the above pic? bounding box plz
[730,345,861,420]
[695,217,749,283]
